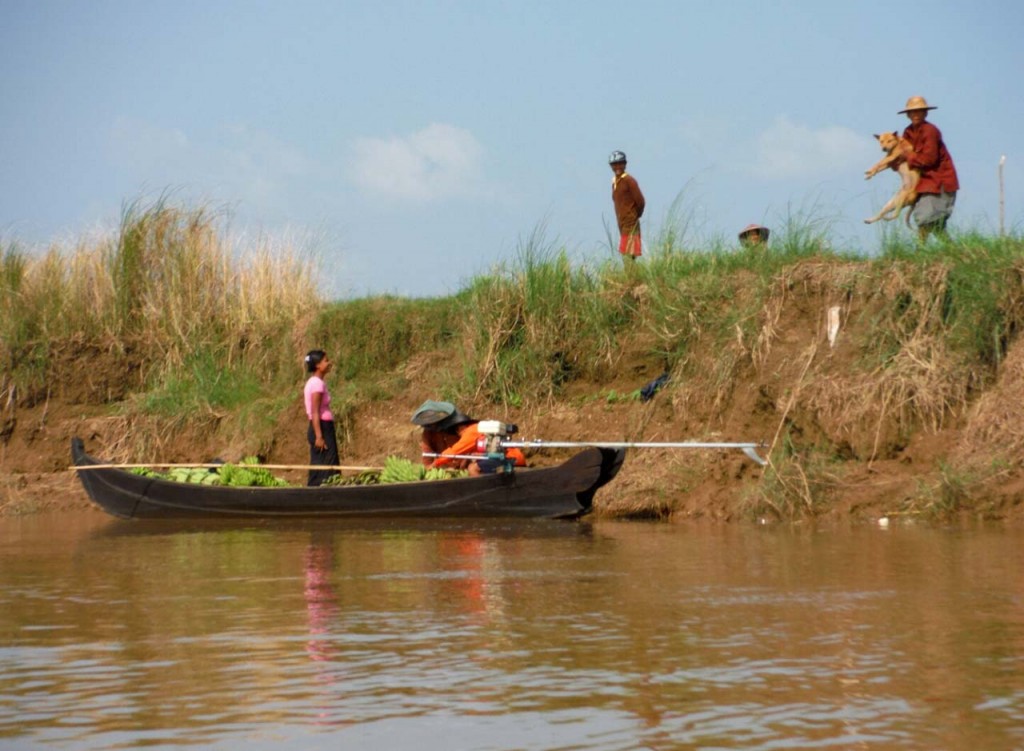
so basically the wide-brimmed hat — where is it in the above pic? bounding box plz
[738,223,770,242]
[410,399,473,430]
[433,410,474,431]
[411,400,456,426]
[898,96,937,114]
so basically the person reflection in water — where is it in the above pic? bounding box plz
[304,535,339,663]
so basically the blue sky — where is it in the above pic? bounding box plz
[2,0,1022,298]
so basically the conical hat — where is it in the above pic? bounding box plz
[738,224,770,242]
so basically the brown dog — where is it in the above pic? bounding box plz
[864,131,919,224]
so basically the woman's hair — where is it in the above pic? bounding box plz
[304,349,327,373]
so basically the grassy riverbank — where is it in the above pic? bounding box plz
[3,200,1024,521]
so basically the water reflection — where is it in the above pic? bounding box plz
[304,532,339,664]
[0,513,1022,750]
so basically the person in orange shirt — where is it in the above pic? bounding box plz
[410,400,526,476]
[609,150,645,261]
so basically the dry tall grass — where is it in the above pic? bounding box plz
[2,202,319,391]
[954,333,1024,475]
[803,271,940,456]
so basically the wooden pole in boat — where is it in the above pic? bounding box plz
[71,462,382,472]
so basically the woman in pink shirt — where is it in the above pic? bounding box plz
[303,350,339,486]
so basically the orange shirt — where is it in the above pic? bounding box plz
[431,422,527,469]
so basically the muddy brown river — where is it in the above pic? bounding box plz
[1,511,1022,750]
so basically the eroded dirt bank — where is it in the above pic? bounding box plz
[4,261,1024,522]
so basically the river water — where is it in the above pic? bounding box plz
[1,511,1022,750]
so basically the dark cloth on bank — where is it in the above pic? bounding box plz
[307,419,340,487]
[640,372,670,402]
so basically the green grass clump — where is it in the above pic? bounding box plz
[452,209,850,407]
[138,348,265,417]
[311,295,462,387]
[744,440,844,520]
[878,231,1024,368]
[460,237,623,405]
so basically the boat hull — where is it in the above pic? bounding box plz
[71,438,625,520]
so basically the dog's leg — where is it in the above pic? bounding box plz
[865,150,903,180]
[904,193,919,227]
[895,164,919,226]
[866,195,902,224]
[866,159,919,224]
[865,157,891,180]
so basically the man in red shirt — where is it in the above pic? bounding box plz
[609,151,645,261]
[899,95,959,241]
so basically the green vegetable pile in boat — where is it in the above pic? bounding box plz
[129,456,289,487]
[127,455,467,488]
[322,456,468,486]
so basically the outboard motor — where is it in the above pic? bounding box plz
[475,421,519,472]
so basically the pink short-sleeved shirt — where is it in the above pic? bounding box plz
[303,376,334,422]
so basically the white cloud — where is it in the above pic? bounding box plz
[111,117,190,165]
[222,124,315,179]
[349,123,484,201]
[750,116,871,179]
[108,118,316,209]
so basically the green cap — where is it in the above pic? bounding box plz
[411,400,456,426]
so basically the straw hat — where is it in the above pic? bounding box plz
[898,95,937,114]
[738,223,770,242]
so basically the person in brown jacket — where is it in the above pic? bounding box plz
[899,95,959,241]
[609,151,645,261]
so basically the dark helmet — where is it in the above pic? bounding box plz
[608,150,627,165]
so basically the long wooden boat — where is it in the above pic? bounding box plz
[71,438,625,520]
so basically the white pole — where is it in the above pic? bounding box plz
[999,155,1006,236]
[502,439,768,465]
[425,440,769,465]
[503,440,763,449]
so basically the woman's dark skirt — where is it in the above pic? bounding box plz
[307,420,340,487]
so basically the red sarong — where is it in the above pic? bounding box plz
[619,232,642,257]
